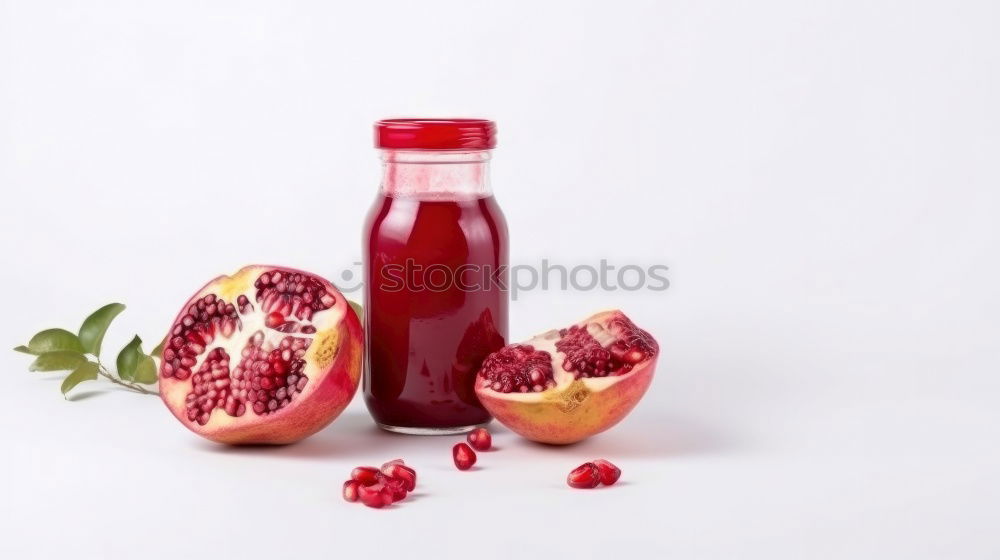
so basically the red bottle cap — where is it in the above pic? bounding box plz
[375,118,497,150]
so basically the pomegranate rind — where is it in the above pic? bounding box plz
[474,310,657,445]
[158,265,363,445]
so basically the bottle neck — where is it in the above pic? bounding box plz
[380,150,492,199]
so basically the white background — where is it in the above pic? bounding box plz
[2,0,999,558]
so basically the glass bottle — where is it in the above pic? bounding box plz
[363,119,508,434]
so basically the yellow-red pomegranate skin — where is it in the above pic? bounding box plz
[478,361,655,444]
[158,265,363,445]
[193,317,362,444]
[475,310,658,445]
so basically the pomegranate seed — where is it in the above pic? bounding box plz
[381,458,405,469]
[467,427,492,451]
[381,476,408,502]
[478,344,554,394]
[567,462,601,489]
[351,466,381,486]
[357,483,391,508]
[453,442,477,470]
[342,480,360,502]
[265,312,284,328]
[381,463,417,491]
[382,487,401,504]
[593,459,621,486]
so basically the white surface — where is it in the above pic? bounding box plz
[2,1,999,558]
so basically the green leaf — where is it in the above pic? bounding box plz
[150,338,165,358]
[29,351,88,372]
[133,354,158,385]
[61,362,99,397]
[13,345,32,354]
[24,328,85,355]
[78,303,126,355]
[348,300,364,321]
[116,335,143,381]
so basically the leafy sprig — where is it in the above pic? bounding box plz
[14,303,162,398]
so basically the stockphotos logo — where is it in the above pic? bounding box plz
[336,259,669,301]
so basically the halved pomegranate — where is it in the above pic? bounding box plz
[474,310,658,444]
[158,265,363,444]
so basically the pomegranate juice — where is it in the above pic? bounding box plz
[363,119,508,433]
[364,193,508,431]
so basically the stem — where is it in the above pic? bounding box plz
[95,359,159,395]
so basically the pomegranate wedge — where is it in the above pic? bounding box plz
[474,310,658,444]
[158,265,363,444]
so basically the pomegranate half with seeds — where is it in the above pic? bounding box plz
[158,265,363,444]
[474,310,658,444]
